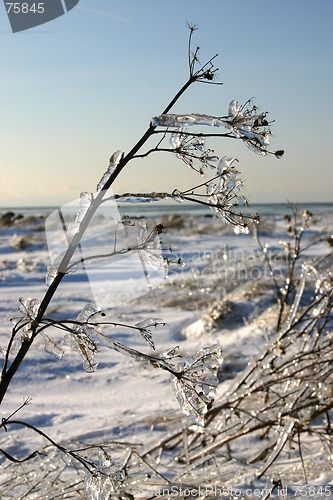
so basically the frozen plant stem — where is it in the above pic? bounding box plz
[0,74,203,405]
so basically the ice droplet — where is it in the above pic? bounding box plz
[172,189,184,203]
[234,224,249,235]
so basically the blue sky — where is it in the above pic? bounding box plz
[0,0,332,207]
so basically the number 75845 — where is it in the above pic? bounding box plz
[5,3,45,14]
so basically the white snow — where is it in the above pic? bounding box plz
[0,209,332,498]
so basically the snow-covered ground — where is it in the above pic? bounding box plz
[0,210,332,499]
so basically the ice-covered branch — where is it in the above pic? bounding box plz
[151,98,284,158]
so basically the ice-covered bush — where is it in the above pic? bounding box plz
[5,26,330,499]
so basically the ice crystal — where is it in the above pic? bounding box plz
[96,150,123,192]
[171,346,223,426]
[135,318,162,329]
[85,468,126,499]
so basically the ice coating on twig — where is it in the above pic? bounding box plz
[65,304,100,372]
[96,150,123,192]
[135,318,165,349]
[216,156,238,175]
[17,297,40,320]
[172,189,185,203]
[171,346,223,426]
[205,162,251,233]
[138,222,166,273]
[16,297,41,340]
[223,99,271,154]
[152,99,272,156]
[152,113,225,128]
[67,192,92,239]
[46,264,58,286]
[85,449,127,499]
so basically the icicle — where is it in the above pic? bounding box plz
[46,265,58,286]
[258,418,297,478]
[67,192,92,238]
[77,192,91,222]
[170,131,182,149]
[135,318,163,329]
[286,264,307,329]
[97,150,123,192]
[228,99,241,117]
[41,332,64,360]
